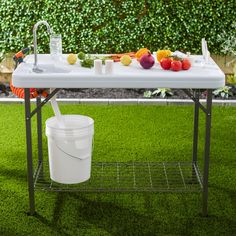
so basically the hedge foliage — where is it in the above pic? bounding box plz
[0,0,235,54]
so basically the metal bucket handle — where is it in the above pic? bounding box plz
[54,136,94,161]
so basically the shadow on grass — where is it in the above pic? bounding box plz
[210,184,236,214]
[0,166,26,181]
[33,191,236,235]
[34,193,71,236]
[0,228,21,236]
[35,192,163,235]
[76,196,163,235]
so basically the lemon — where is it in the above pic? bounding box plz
[120,55,132,66]
[67,53,77,65]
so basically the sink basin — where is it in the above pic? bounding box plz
[32,64,70,73]
[12,55,74,88]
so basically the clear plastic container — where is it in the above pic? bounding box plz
[50,34,62,61]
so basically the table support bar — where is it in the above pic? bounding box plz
[36,96,43,178]
[192,90,200,164]
[192,90,200,182]
[202,89,212,216]
[30,88,60,118]
[24,88,60,215]
[183,89,207,114]
[24,88,35,215]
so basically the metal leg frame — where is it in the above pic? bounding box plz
[192,90,200,164]
[184,89,212,216]
[192,90,199,182]
[24,88,60,215]
[36,96,43,178]
[24,88,212,216]
[202,90,212,217]
[24,88,35,215]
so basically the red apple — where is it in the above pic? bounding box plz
[171,60,182,71]
[160,57,172,70]
[182,59,191,70]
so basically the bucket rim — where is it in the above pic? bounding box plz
[46,114,94,131]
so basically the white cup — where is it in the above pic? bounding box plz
[105,60,113,74]
[94,59,102,74]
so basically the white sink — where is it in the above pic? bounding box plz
[32,64,70,74]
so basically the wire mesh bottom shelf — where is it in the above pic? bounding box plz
[34,161,203,192]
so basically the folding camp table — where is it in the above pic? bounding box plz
[12,54,225,216]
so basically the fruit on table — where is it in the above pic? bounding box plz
[160,57,172,70]
[120,55,132,66]
[111,52,136,62]
[181,58,191,70]
[67,53,77,64]
[78,51,86,60]
[171,60,182,71]
[159,54,191,72]
[156,50,172,62]
[140,52,155,69]
[135,48,150,61]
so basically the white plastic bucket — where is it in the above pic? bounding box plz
[45,115,94,184]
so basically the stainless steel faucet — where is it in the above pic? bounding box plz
[33,21,52,73]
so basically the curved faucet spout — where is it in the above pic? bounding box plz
[33,21,52,73]
[33,21,52,34]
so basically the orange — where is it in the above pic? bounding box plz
[156,50,172,62]
[135,48,150,61]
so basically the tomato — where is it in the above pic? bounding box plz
[160,57,172,70]
[171,60,182,71]
[182,59,191,70]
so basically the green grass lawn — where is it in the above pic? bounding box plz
[0,103,235,236]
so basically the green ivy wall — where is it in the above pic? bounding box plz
[0,0,235,54]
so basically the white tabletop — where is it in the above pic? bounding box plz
[12,54,225,89]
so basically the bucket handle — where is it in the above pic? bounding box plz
[54,137,94,161]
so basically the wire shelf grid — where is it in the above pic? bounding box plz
[34,161,203,193]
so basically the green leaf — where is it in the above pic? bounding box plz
[143,91,152,98]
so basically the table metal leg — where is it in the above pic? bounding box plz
[202,89,212,216]
[36,96,43,178]
[192,90,199,182]
[24,88,35,215]
[192,90,199,164]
